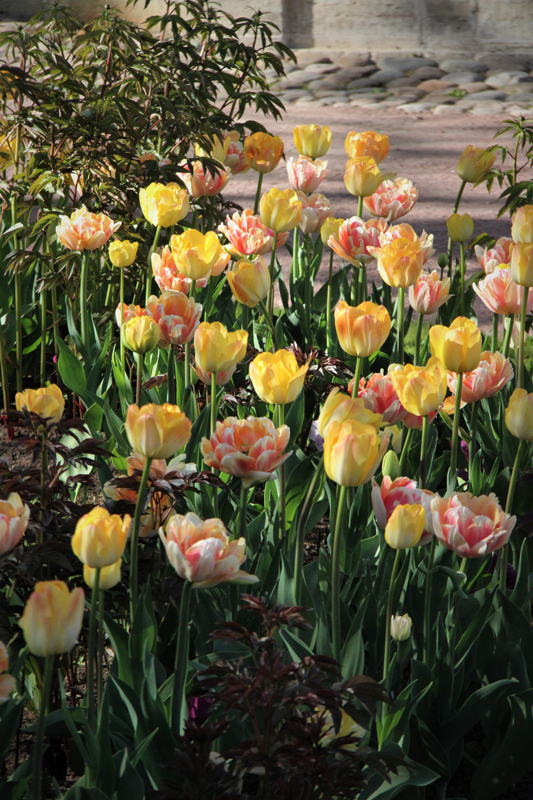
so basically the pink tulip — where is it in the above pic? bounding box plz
[473,267,533,315]
[364,177,418,222]
[328,216,388,265]
[146,291,202,346]
[475,236,512,273]
[219,209,289,257]
[409,271,451,315]
[379,222,435,264]
[297,192,335,234]
[0,493,30,555]
[431,492,515,558]
[180,160,231,197]
[224,133,250,174]
[356,372,406,425]
[287,155,328,194]
[56,206,121,251]
[372,476,434,544]
[447,351,513,403]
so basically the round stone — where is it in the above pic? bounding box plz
[440,59,488,74]
[486,71,533,88]
[442,71,483,85]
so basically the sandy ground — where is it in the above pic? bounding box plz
[227,104,523,329]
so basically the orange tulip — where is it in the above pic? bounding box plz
[345,131,389,163]
[243,132,284,173]
[369,238,424,288]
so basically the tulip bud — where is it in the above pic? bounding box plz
[456,145,495,184]
[126,403,192,459]
[139,183,190,227]
[510,241,533,287]
[15,384,65,427]
[382,450,400,481]
[321,216,344,246]
[429,317,481,374]
[260,187,302,233]
[72,508,130,569]
[122,316,161,354]
[344,157,383,198]
[108,239,139,268]
[511,206,533,244]
[243,132,284,174]
[249,349,308,406]
[384,503,425,549]
[84,559,122,591]
[446,213,474,243]
[226,257,270,308]
[19,581,85,657]
[335,300,391,358]
[194,321,248,375]
[390,613,412,641]
[505,388,533,442]
[293,124,331,159]
[324,419,389,487]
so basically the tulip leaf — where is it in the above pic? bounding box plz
[284,390,305,449]
[360,743,439,799]
[440,678,517,751]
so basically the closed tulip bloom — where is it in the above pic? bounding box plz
[84,559,122,591]
[511,205,533,244]
[328,216,388,265]
[109,239,139,268]
[475,237,512,273]
[56,205,121,251]
[369,238,424,289]
[194,132,232,163]
[324,419,389,487]
[384,503,425,549]
[297,192,335,234]
[447,213,474,243]
[391,613,412,641]
[180,160,231,198]
[510,241,533,287]
[335,300,391,358]
[409,272,451,316]
[219,209,289,257]
[16,384,65,426]
[201,416,291,487]
[358,372,406,425]
[223,131,250,174]
[345,130,389,163]
[122,315,161,354]
[382,448,400,478]
[146,291,202,346]
[260,187,302,233]
[72,507,130,569]
[250,349,308,405]
[139,183,189,227]
[227,257,270,308]
[316,388,383,439]
[505,388,533,441]
[194,322,248,375]
[431,492,515,558]
[293,124,331,159]
[0,493,30,555]
[321,216,344,246]
[344,157,383,198]
[429,317,481,373]
[19,581,85,657]
[287,156,328,194]
[364,177,418,222]
[448,351,513,403]
[456,145,495,183]
[390,357,447,417]
[126,403,192,459]
[170,229,223,281]
[160,512,259,588]
[379,223,435,264]
[244,132,284,173]
[0,642,15,704]
[473,267,533,315]
[371,476,433,544]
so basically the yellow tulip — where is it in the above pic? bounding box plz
[84,559,122,591]
[510,241,533,287]
[260,187,302,233]
[108,239,139,268]
[226,256,270,308]
[194,132,232,163]
[72,507,130,569]
[456,145,495,184]
[505,388,533,442]
[390,357,447,416]
[170,229,222,280]
[139,182,190,227]
[429,317,481,373]
[243,132,284,173]
[194,321,248,375]
[323,419,389,487]
[334,300,391,357]
[344,157,383,197]
[384,504,425,549]
[446,213,474,243]
[345,131,389,164]
[373,238,424,288]
[321,216,344,246]
[293,124,331,159]
[19,581,85,657]
[15,384,65,426]
[316,388,382,439]
[249,349,308,405]
[126,403,192,459]
[511,205,533,244]
[122,316,160,354]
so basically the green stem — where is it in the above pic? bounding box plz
[171,579,193,734]
[40,283,47,387]
[167,345,176,405]
[423,536,437,663]
[253,171,264,215]
[184,341,191,390]
[136,352,144,407]
[326,249,334,354]
[277,403,287,548]
[518,286,529,389]
[350,264,358,305]
[294,458,324,604]
[397,287,405,365]
[80,250,90,352]
[86,567,100,730]
[447,180,466,277]
[468,401,479,487]
[352,356,362,398]
[51,285,60,366]
[239,481,248,541]
[304,233,313,334]
[357,195,363,218]
[97,588,104,713]
[146,225,162,305]
[258,298,279,351]
[31,654,54,800]
[120,268,125,373]
[0,327,9,413]
[358,260,367,304]
[419,414,430,490]
[414,314,424,366]
[39,431,47,541]
[210,370,217,436]
[492,312,498,353]
[331,483,347,661]
[449,371,463,480]
[130,457,152,620]
[502,314,514,359]
[398,427,413,475]
[292,227,300,281]
[383,549,401,695]
[12,195,22,393]
[459,242,466,316]
[500,440,524,591]
[267,231,279,319]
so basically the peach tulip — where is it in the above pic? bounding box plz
[357,372,406,425]
[430,492,515,558]
[364,178,418,222]
[152,245,193,294]
[505,388,533,442]
[126,403,192,459]
[473,267,533,316]
[146,291,202,346]
[224,131,250,174]
[56,206,121,251]
[316,388,383,439]
[447,351,513,403]
[371,476,433,544]
[115,302,151,329]
[369,237,424,289]
[297,192,335,234]
[409,272,451,315]
[475,237,512,273]
[19,581,85,657]
[243,132,284,173]
[0,493,30,555]
[335,300,391,358]
[378,223,435,264]
[180,160,231,197]
[511,205,533,244]
[72,507,130,569]
[344,156,383,197]
[345,130,389,163]
[324,419,389,487]
[390,358,447,417]
[287,156,328,194]
[226,256,270,308]
[328,216,388,266]
[219,209,289,257]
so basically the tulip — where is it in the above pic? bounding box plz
[122,315,161,354]
[249,349,308,405]
[364,178,418,222]
[384,503,425,549]
[379,222,435,264]
[402,410,437,430]
[328,216,388,266]
[201,416,291,486]
[223,131,250,174]
[473,267,533,315]
[108,239,139,268]
[170,229,223,281]
[16,384,64,426]
[243,132,284,174]
[219,209,288,257]
[297,191,335,235]
[475,237,512,273]
[71,507,130,569]
[446,213,474,243]
[0,642,15,704]
[321,217,344,246]
[505,388,533,441]
[511,205,533,244]
[456,145,495,183]
[84,559,122,591]
[226,256,270,308]
[382,448,400,479]
[391,613,412,641]
[429,317,481,374]
[193,362,237,387]
[287,156,328,194]
[0,493,30,555]
[409,272,451,316]
[371,476,433,544]
[19,581,85,657]
[431,492,515,558]
[323,419,389,488]
[335,300,391,358]
[369,237,424,289]
[152,246,192,294]
[510,241,533,287]
[317,706,366,748]
[390,358,447,417]
[293,124,331,159]
[194,321,248,375]
[344,156,383,198]
[194,132,233,163]
[316,388,383,439]
[345,130,389,163]
[139,182,190,227]
[260,187,302,233]
[358,372,406,425]
[180,159,231,197]
[56,205,121,251]
[116,302,151,327]
[146,291,202,346]
[448,351,513,403]
[126,403,192,459]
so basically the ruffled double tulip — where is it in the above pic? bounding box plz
[226,257,270,308]
[321,217,344,246]
[122,315,161,354]
[126,403,192,459]
[115,302,151,328]
[0,493,30,555]
[456,145,495,183]
[260,187,302,233]
[139,183,190,227]
[358,372,406,425]
[152,246,203,294]
[0,642,15,703]
[429,317,481,374]
[316,388,382,439]
[56,206,121,251]
[219,209,288,257]
[287,156,328,194]
[475,237,512,273]
[369,237,424,289]
[109,239,138,268]
[391,614,412,641]
[244,132,284,173]
[511,205,533,244]
[170,229,224,281]
[510,241,533,287]
[446,213,474,243]
[201,416,291,486]
[250,349,308,405]
[324,419,389,487]
[294,124,331,159]
[335,300,391,358]
[384,503,425,549]
[345,130,389,163]
[344,156,383,197]
[16,384,65,426]
[390,358,447,417]
[160,512,259,588]
[297,192,334,234]
[409,272,451,316]
[19,581,85,657]
[473,267,533,315]
[364,178,417,222]
[448,351,513,403]
[72,507,130,569]
[505,388,533,441]
[378,223,435,264]
[328,216,388,265]
[146,291,202,346]
[431,492,515,558]
[180,160,231,197]
[371,476,433,544]
[194,322,248,375]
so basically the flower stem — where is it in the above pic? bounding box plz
[357,195,363,218]
[184,342,191,390]
[86,566,101,730]
[277,403,287,547]
[419,414,430,490]
[0,326,9,414]
[258,299,279,351]
[326,249,334,354]
[120,267,125,373]
[383,549,401,696]
[518,286,529,389]
[459,242,466,316]
[331,483,347,662]
[358,260,367,304]
[12,196,23,393]
[130,457,152,620]
[146,225,161,305]
[40,282,47,387]
[97,588,105,715]
[239,481,248,541]
[447,180,466,277]
[267,231,279,319]
[502,313,514,359]
[414,313,424,366]
[399,427,413,475]
[292,227,300,281]
[253,172,264,215]
[500,439,524,591]
[468,400,479,487]
[167,345,176,404]
[492,312,498,353]
[39,431,48,541]
[31,654,54,800]
[80,250,90,352]
[423,536,437,663]
[136,352,144,407]
[294,458,324,604]
[171,579,193,735]
[449,371,463,480]
[352,356,362,398]
[210,370,217,436]
[397,286,405,364]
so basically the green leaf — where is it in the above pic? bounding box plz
[440,679,517,751]
[284,390,305,449]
